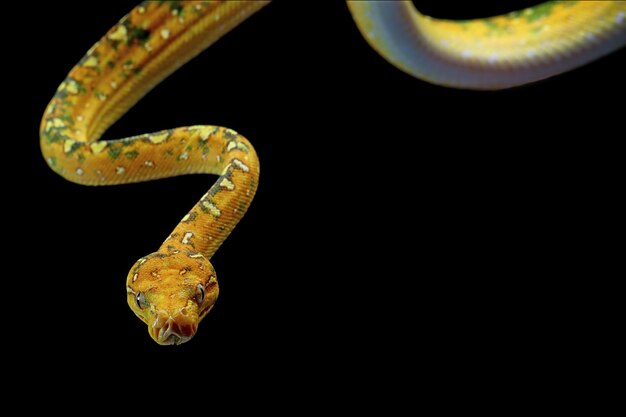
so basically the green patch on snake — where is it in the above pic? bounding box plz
[55,113,75,125]
[132,67,142,75]
[223,129,239,140]
[128,27,151,46]
[56,77,86,99]
[483,19,510,35]
[526,2,557,22]
[43,130,70,144]
[108,147,122,160]
[206,181,222,197]
[95,91,107,101]
[108,39,121,50]
[77,154,86,163]
[196,138,210,152]
[507,10,524,20]
[454,20,471,30]
[69,78,86,95]
[483,19,499,30]
[65,141,81,156]
[125,150,139,160]
[165,149,174,157]
[168,1,184,16]
[107,60,116,69]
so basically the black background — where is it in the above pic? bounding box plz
[11,0,624,391]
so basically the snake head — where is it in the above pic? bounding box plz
[126,251,219,345]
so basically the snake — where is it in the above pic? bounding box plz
[40,1,626,345]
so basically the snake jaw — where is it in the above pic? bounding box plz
[150,312,199,345]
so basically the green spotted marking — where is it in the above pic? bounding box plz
[507,10,524,20]
[455,20,471,30]
[483,18,512,35]
[55,77,86,99]
[526,2,557,23]
[484,19,500,31]
[223,130,238,140]
[65,141,81,156]
[128,27,150,45]
[108,147,122,160]
[168,1,184,15]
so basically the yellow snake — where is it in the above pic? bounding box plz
[40,1,626,345]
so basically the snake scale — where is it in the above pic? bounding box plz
[40,1,626,345]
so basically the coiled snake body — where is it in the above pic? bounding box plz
[40,1,626,345]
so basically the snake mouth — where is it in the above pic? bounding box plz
[150,316,198,345]
[198,304,215,320]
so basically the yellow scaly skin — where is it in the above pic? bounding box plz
[40,1,626,345]
[40,1,267,345]
[348,1,626,89]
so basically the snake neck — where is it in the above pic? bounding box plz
[158,128,259,258]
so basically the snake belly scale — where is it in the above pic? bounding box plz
[40,1,626,345]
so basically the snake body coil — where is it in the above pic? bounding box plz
[40,1,626,345]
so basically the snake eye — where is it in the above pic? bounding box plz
[196,283,205,304]
[136,292,148,310]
